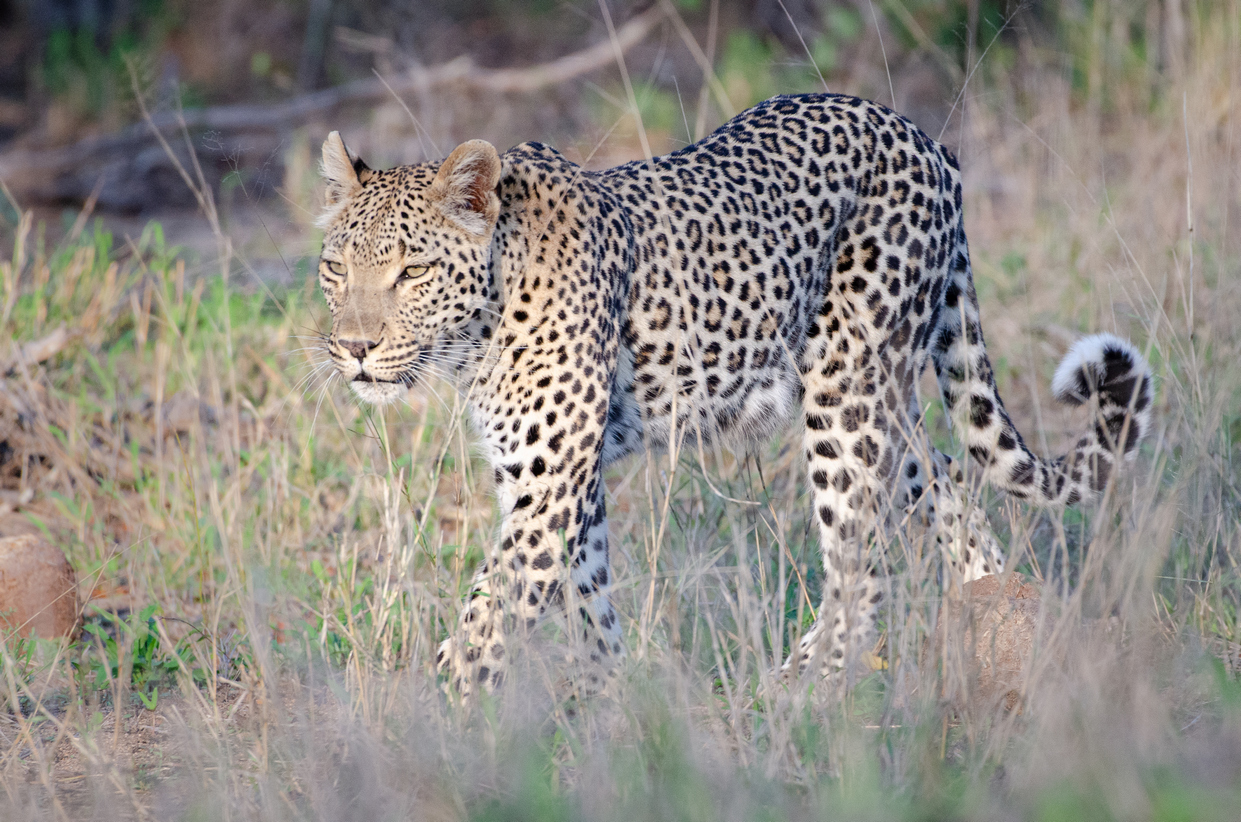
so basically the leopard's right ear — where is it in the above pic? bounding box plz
[429,140,502,238]
[320,131,373,208]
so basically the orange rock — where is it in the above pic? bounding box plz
[943,573,1048,710]
[0,513,42,539]
[0,535,80,639]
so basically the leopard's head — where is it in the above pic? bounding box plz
[315,133,502,404]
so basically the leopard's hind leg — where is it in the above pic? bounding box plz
[896,439,1006,585]
[785,301,915,689]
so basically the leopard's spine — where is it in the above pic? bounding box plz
[931,220,1153,507]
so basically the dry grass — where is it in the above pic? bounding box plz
[1,3,1240,819]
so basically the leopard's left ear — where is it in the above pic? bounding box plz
[429,140,502,238]
[320,131,373,207]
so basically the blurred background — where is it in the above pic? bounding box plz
[0,0,1213,261]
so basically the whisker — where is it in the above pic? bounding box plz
[410,373,450,413]
[293,362,335,396]
[307,372,336,433]
[265,365,335,425]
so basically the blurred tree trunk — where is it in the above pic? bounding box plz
[298,0,335,92]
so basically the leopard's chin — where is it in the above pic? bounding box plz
[349,378,405,405]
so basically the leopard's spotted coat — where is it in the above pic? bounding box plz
[314,94,1153,695]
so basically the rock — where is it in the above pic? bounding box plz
[0,535,79,639]
[944,573,1048,710]
[0,512,42,539]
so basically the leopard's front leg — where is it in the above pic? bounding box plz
[439,329,624,697]
[436,559,507,696]
[436,461,622,697]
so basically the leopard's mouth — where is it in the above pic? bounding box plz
[348,372,405,405]
[351,367,403,385]
[341,347,442,402]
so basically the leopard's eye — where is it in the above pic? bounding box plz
[324,260,346,277]
[396,264,432,285]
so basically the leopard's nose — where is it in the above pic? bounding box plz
[339,338,379,361]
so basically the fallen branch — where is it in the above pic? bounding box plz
[0,7,664,207]
[3,325,75,377]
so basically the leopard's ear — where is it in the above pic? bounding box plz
[320,131,373,208]
[429,140,501,238]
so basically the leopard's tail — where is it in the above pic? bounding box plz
[930,223,1153,507]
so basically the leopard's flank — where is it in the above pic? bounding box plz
[313,94,1153,696]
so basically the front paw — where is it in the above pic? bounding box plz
[436,636,471,698]
[436,635,504,697]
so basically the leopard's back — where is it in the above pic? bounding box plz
[596,94,963,456]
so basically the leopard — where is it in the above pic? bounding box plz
[312,93,1153,698]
